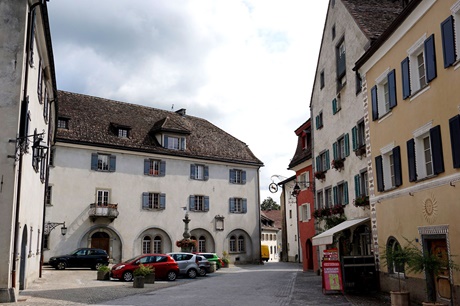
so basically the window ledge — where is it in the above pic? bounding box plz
[414,174,437,183]
[453,59,460,70]
[409,85,430,101]
[378,111,392,123]
[384,186,398,192]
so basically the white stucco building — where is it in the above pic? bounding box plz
[0,0,57,302]
[261,210,282,262]
[45,91,263,265]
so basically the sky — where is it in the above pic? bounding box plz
[47,0,329,204]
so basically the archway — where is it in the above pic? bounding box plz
[19,226,27,290]
[91,232,110,254]
[306,239,314,270]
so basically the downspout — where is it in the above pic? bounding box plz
[12,0,43,288]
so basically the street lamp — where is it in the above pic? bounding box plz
[44,222,67,236]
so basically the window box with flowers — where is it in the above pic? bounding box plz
[354,145,366,158]
[313,204,345,220]
[353,195,369,207]
[314,171,326,181]
[331,159,344,171]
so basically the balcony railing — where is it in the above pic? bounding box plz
[89,203,119,222]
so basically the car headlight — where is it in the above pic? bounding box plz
[114,265,125,270]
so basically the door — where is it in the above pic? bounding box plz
[91,232,110,255]
[429,239,451,301]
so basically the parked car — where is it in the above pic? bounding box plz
[195,255,212,276]
[167,252,200,279]
[196,252,224,269]
[48,248,109,270]
[110,254,179,282]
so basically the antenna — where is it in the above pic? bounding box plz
[171,104,174,110]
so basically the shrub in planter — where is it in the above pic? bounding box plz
[96,265,110,281]
[133,264,153,288]
[353,195,369,207]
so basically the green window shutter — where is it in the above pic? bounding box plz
[332,98,337,114]
[326,150,330,170]
[344,133,350,157]
[354,174,360,198]
[332,142,338,160]
[352,127,358,151]
[333,186,338,205]
[344,182,349,205]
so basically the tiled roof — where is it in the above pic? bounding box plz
[261,210,282,229]
[56,91,263,166]
[288,120,311,169]
[341,0,406,42]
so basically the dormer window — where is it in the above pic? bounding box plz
[57,117,69,129]
[164,135,186,150]
[110,123,131,138]
[118,128,129,138]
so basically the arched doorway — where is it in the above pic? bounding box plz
[91,232,110,255]
[19,226,27,290]
[306,239,314,270]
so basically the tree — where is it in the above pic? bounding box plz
[261,197,280,211]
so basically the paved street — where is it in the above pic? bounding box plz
[9,262,390,305]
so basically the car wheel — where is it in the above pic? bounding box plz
[166,271,177,281]
[187,268,197,279]
[56,261,66,270]
[198,268,207,277]
[122,271,133,282]
[93,262,104,270]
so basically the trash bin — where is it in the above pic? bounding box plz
[209,261,216,273]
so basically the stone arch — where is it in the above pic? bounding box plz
[81,226,122,263]
[225,229,253,264]
[135,228,172,256]
[19,225,28,290]
[190,228,215,253]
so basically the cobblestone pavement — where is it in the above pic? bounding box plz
[8,264,391,305]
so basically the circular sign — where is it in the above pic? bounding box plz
[269,183,278,193]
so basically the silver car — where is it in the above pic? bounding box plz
[167,252,200,279]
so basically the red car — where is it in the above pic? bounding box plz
[111,254,179,282]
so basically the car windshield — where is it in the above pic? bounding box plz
[125,255,143,263]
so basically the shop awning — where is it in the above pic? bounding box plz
[312,217,370,246]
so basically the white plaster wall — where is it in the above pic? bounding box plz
[46,143,261,264]
[284,187,299,262]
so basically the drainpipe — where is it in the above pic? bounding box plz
[11,0,43,288]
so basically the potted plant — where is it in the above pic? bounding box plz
[331,159,344,171]
[221,251,230,268]
[96,265,110,281]
[133,264,153,288]
[314,171,326,181]
[353,195,369,207]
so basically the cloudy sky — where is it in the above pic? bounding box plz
[47,0,329,203]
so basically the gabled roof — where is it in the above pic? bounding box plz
[288,119,311,169]
[56,91,263,166]
[261,210,282,230]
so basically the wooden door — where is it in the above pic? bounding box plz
[429,239,451,301]
[91,232,110,255]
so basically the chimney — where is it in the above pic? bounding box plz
[176,108,186,116]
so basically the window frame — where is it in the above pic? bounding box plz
[144,159,166,177]
[164,135,186,151]
[96,189,110,205]
[229,169,246,184]
[189,195,210,212]
[375,145,402,192]
[333,181,349,205]
[190,164,209,181]
[229,197,247,214]
[91,153,116,172]
[142,192,166,210]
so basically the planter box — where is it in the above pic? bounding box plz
[133,276,145,288]
[144,273,155,284]
[97,271,110,281]
[390,291,410,306]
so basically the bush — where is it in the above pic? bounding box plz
[97,265,110,273]
[133,264,153,277]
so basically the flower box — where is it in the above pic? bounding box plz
[353,195,369,207]
[331,159,344,171]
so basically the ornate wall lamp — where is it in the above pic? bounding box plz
[44,221,67,236]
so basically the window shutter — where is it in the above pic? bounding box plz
[160,161,166,176]
[242,199,247,213]
[333,186,338,205]
[204,196,210,211]
[344,133,350,157]
[354,174,360,198]
[144,159,150,175]
[204,166,209,181]
[164,136,168,148]
[388,69,397,109]
[407,139,417,182]
[142,192,149,209]
[401,57,411,99]
[159,193,166,209]
[332,98,337,114]
[190,164,196,179]
[332,142,338,160]
[242,170,247,184]
[371,85,378,120]
[449,115,460,168]
[441,16,456,68]
[424,34,437,83]
[229,198,235,213]
[325,150,330,170]
[430,125,444,175]
[393,146,402,187]
[344,182,349,205]
[375,155,384,192]
[180,137,186,150]
[316,156,321,172]
[229,169,235,183]
[352,127,358,151]
[189,196,195,211]
[109,155,116,172]
[91,153,98,170]
[315,115,319,130]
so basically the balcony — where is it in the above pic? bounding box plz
[89,203,119,222]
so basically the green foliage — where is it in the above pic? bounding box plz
[133,264,153,277]
[261,197,280,211]
[97,265,111,273]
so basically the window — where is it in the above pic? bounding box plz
[354,170,369,198]
[375,146,402,192]
[333,181,348,205]
[32,129,42,172]
[297,172,309,189]
[371,69,397,120]
[229,198,247,213]
[316,150,330,172]
[96,189,110,205]
[352,120,366,151]
[336,38,346,89]
[144,159,165,176]
[43,88,48,123]
[315,111,323,130]
[230,236,236,252]
[190,164,209,181]
[198,236,206,252]
[57,118,69,129]
[320,71,325,89]
[118,128,129,138]
[333,134,350,160]
[164,135,185,150]
[39,151,47,183]
[401,34,437,99]
[142,236,151,254]
[229,169,246,184]
[407,125,444,181]
[154,236,162,253]
[37,60,43,102]
[45,186,52,205]
[43,234,49,250]
[29,9,36,66]
[332,97,341,114]
[237,235,245,252]
[355,72,362,94]
[299,203,311,222]
[386,238,405,275]
[189,195,209,212]
[49,148,55,166]
[316,190,323,210]
[325,188,332,208]
[91,153,116,172]
[289,210,292,219]
[449,114,460,168]
[142,192,166,210]
[332,24,336,40]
